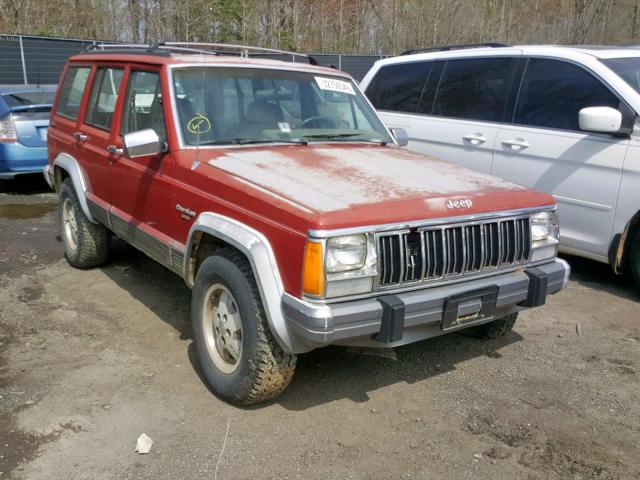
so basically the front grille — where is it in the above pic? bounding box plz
[377,217,531,287]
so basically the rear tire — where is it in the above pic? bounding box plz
[466,312,518,340]
[630,229,640,290]
[58,178,110,268]
[191,248,297,405]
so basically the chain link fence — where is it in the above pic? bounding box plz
[0,34,387,85]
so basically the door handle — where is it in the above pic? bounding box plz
[107,145,124,155]
[462,133,487,145]
[502,138,530,150]
[73,131,88,142]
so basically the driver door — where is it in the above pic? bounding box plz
[108,67,178,268]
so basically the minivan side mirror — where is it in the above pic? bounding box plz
[579,107,622,134]
[390,127,409,147]
[123,129,161,158]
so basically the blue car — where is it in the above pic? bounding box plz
[0,85,57,179]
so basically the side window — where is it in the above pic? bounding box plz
[56,66,91,119]
[85,67,124,131]
[432,58,516,122]
[514,59,620,131]
[365,62,431,113]
[121,71,165,142]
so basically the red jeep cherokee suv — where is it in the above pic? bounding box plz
[45,43,569,405]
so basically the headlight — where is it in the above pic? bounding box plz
[303,234,378,299]
[530,210,559,261]
[326,235,367,273]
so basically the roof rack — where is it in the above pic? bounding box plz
[82,42,317,64]
[400,43,510,55]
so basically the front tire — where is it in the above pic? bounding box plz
[58,178,110,268]
[466,312,518,340]
[191,249,296,405]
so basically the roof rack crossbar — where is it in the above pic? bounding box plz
[401,42,510,55]
[163,42,311,60]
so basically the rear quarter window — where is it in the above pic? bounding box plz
[56,66,91,120]
[365,62,431,113]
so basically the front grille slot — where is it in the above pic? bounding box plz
[377,217,531,288]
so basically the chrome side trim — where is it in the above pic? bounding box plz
[308,205,556,238]
[184,212,296,353]
[52,152,95,223]
[86,199,185,276]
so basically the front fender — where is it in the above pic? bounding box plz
[53,152,95,223]
[184,213,300,353]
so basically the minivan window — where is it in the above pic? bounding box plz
[56,66,91,119]
[365,62,431,113]
[514,59,620,131]
[85,67,124,131]
[431,58,515,122]
[121,70,166,142]
[602,57,640,94]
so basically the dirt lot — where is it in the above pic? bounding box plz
[0,176,639,480]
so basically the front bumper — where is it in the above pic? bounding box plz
[282,259,569,350]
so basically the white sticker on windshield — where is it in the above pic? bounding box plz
[315,76,355,95]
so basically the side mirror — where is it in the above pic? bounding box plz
[579,107,622,134]
[390,127,409,147]
[123,129,161,158]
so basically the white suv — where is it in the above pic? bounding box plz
[360,44,640,288]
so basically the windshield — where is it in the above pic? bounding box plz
[602,57,640,94]
[171,67,392,146]
[2,91,55,109]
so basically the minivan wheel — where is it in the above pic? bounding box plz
[58,178,110,268]
[191,249,297,405]
[466,312,518,340]
[630,229,640,290]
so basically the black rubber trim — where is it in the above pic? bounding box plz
[523,267,549,307]
[373,295,405,343]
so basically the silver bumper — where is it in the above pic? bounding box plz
[282,259,569,350]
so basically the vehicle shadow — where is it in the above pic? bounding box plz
[101,240,523,410]
[0,174,51,195]
[560,253,639,302]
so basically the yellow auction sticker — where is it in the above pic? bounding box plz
[187,114,212,134]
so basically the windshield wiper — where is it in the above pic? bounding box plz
[197,138,308,146]
[301,133,387,145]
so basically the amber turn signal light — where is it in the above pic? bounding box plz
[303,240,325,297]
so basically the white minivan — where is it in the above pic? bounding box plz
[360,44,640,288]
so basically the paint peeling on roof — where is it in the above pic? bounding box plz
[207,145,525,213]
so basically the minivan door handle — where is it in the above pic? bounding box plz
[73,131,88,142]
[462,133,487,145]
[502,138,530,150]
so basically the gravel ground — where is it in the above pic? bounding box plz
[1,176,639,480]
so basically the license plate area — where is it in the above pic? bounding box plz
[442,286,499,330]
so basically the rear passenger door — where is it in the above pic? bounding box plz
[77,65,125,207]
[492,58,630,259]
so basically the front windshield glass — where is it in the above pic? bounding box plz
[171,67,392,146]
[603,57,640,94]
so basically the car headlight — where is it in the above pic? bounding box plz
[303,234,378,298]
[530,210,559,261]
[326,235,367,273]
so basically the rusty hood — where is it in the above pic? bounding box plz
[206,144,555,230]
